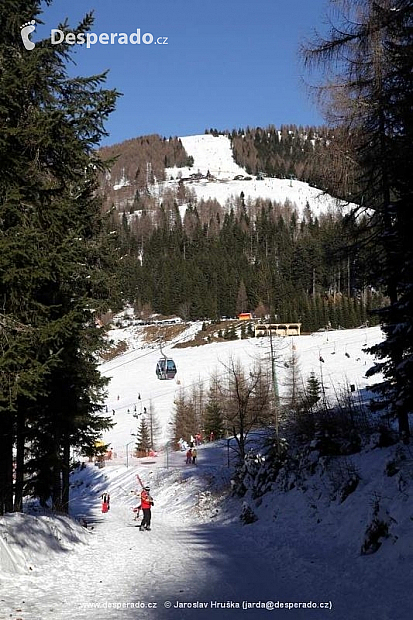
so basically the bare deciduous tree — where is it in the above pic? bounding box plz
[219,358,273,460]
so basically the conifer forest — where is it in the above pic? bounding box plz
[1,0,413,514]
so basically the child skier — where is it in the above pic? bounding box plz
[101,492,110,513]
[139,486,154,531]
[132,504,141,521]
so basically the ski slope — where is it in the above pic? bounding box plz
[163,134,351,217]
[2,324,413,620]
[99,323,382,456]
[180,134,247,179]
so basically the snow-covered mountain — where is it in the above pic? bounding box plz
[107,133,351,217]
[162,134,349,218]
[168,134,248,179]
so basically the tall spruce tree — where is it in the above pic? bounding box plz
[0,1,119,513]
[135,417,152,455]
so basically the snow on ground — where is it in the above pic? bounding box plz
[2,325,413,620]
[170,134,247,180]
[99,324,382,453]
[163,134,351,218]
[106,317,202,355]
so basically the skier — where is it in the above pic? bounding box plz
[132,503,141,521]
[101,492,110,513]
[191,447,197,465]
[139,485,154,531]
[186,448,192,464]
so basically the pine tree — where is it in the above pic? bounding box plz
[305,372,321,411]
[135,417,152,456]
[0,1,119,513]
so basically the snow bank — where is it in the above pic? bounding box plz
[2,438,412,619]
[0,512,90,575]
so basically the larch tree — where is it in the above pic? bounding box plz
[302,0,413,441]
[204,371,225,439]
[220,358,273,461]
[171,388,196,448]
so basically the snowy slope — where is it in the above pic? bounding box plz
[163,134,350,217]
[180,134,247,179]
[3,324,413,620]
[1,437,412,619]
[99,324,382,455]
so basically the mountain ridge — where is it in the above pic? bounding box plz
[98,126,343,217]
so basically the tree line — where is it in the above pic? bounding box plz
[98,134,194,212]
[171,356,325,462]
[112,194,383,331]
[205,124,352,194]
[172,361,274,461]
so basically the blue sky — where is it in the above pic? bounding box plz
[35,0,329,146]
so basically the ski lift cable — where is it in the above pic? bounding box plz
[100,346,161,373]
[103,330,375,411]
[102,324,374,374]
[105,341,264,413]
[100,331,189,373]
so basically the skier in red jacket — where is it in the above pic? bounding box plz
[139,486,154,531]
[101,492,110,513]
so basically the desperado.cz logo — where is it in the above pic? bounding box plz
[21,20,36,50]
[20,20,168,50]
[51,28,168,48]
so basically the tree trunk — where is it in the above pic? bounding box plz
[52,430,63,512]
[13,406,25,512]
[61,438,71,514]
[0,412,14,514]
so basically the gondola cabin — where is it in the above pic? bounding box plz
[156,358,177,380]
